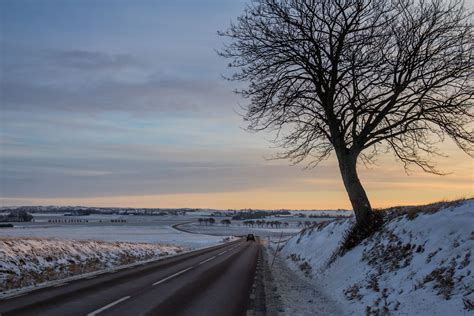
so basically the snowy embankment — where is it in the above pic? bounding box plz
[0,238,186,292]
[279,199,473,315]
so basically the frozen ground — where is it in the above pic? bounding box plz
[0,213,332,246]
[263,242,342,316]
[0,237,186,292]
[273,199,473,315]
[0,214,226,249]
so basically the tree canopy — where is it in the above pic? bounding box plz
[220,0,473,231]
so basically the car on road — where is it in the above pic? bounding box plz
[246,234,256,242]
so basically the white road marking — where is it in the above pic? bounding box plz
[87,296,130,316]
[152,267,193,286]
[217,246,238,256]
[198,256,216,265]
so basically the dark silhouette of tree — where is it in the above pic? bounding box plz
[18,210,33,222]
[221,219,232,226]
[208,217,216,225]
[220,0,473,235]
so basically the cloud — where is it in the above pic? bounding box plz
[1,46,241,115]
[52,50,145,70]
[0,152,315,198]
[1,76,239,114]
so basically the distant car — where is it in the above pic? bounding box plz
[246,234,256,242]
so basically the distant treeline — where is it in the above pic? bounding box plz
[242,220,289,228]
[48,219,127,223]
[0,210,33,222]
[197,218,294,229]
[306,213,351,219]
[230,210,291,220]
[0,206,195,216]
[210,210,350,220]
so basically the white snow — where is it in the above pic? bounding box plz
[277,199,474,315]
[0,237,186,292]
[264,243,343,315]
[0,222,226,249]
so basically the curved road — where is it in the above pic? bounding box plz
[0,239,261,316]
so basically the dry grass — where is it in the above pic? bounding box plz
[376,197,472,221]
[327,197,472,265]
[0,237,184,291]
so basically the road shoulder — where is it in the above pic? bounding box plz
[262,242,342,316]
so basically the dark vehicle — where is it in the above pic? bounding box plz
[246,234,255,242]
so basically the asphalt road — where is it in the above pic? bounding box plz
[0,239,261,316]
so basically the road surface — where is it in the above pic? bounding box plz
[0,239,261,316]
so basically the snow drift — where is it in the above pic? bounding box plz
[280,199,473,315]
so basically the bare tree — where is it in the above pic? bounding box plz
[220,0,473,234]
[221,219,232,226]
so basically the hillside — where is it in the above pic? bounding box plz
[273,199,473,315]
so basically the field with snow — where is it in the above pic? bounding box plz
[0,237,186,293]
[0,211,333,293]
[0,213,232,293]
[177,217,329,237]
[269,199,473,315]
[0,212,335,245]
[0,214,226,248]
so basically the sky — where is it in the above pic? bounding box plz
[1,0,473,210]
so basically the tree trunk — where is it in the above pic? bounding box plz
[336,152,375,229]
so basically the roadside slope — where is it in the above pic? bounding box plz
[278,199,473,315]
[0,238,185,291]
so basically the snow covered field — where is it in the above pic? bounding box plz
[0,238,186,292]
[0,210,342,294]
[0,214,227,248]
[0,212,333,246]
[272,199,473,315]
[0,214,235,292]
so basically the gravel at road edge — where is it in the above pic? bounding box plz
[262,240,342,316]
